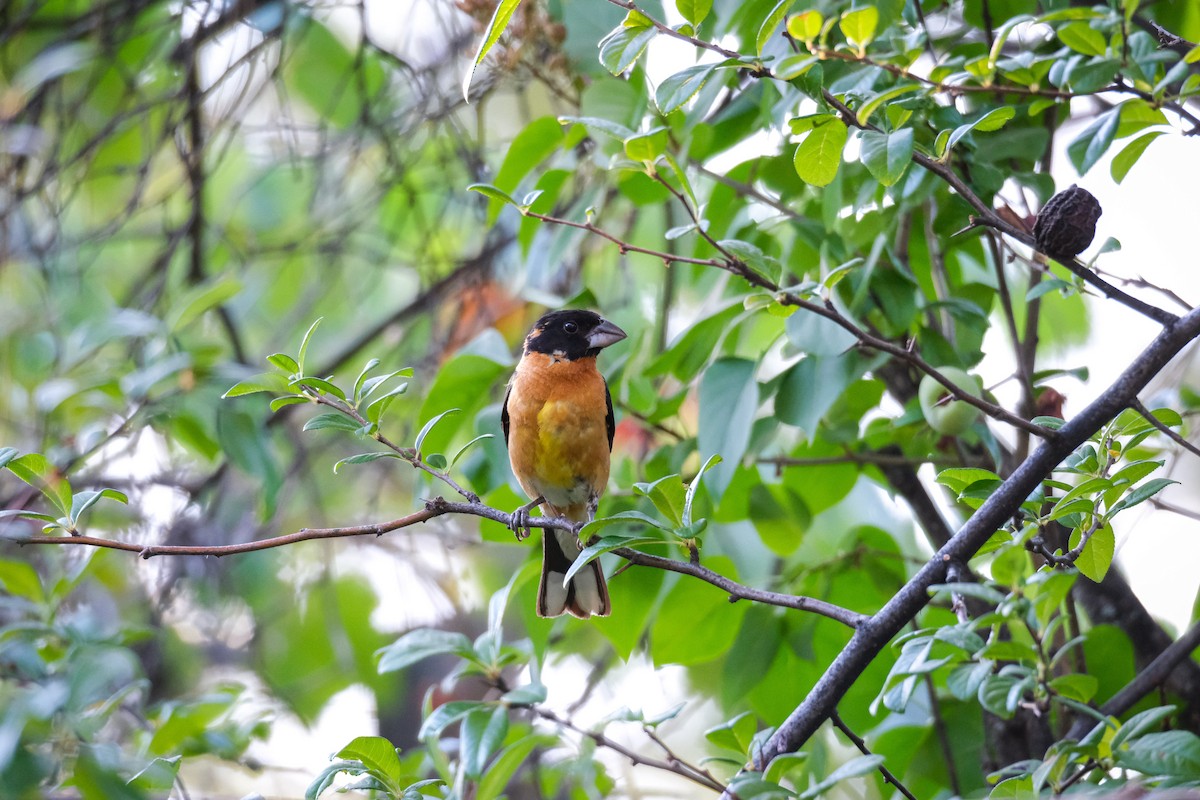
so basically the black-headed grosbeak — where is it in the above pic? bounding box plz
[502,310,627,618]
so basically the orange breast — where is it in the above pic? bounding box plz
[506,353,611,520]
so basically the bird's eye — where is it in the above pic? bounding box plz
[563,321,579,334]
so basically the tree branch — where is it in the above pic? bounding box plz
[830,711,919,800]
[6,495,863,624]
[743,306,1200,777]
[1065,619,1200,741]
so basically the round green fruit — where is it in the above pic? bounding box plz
[919,367,983,436]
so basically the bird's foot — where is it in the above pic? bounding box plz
[509,496,544,542]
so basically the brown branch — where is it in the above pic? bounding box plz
[526,208,1055,439]
[6,495,863,623]
[610,546,869,629]
[11,506,444,558]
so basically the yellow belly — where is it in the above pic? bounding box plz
[507,353,611,521]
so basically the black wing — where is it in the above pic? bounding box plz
[501,384,511,447]
[605,381,615,452]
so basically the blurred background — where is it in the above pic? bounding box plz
[4,0,1200,797]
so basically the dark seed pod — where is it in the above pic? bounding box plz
[1033,185,1102,261]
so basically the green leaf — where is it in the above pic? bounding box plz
[463,0,525,100]
[799,755,885,799]
[415,409,461,455]
[1049,673,1098,703]
[859,128,913,186]
[579,511,674,538]
[216,408,281,516]
[698,358,758,499]
[1068,106,1120,175]
[558,115,636,141]
[634,474,687,527]
[170,275,242,332]
[350,358,382,404]
[291,376,348,400]
[684,454,722,528]
[945,106,1016,152]
[656,63,724,114]
[1108,478,1178,516]
[705,711,760,753]
[336,736,403,794]
[302,413,362,433]
[599,22,657,75]
[936,467,1002,494]
[468,182,521,211]
[451,434,495,467]
[476,736,546,800]
[0,558,45,603]
[268,353,300,374]
[69,488,128,525]
[223,372,292,398]
[332,452,402,475]
[359,368,413,403]
[297,317,323,376]
[270,396,308,412]
[1058,22,1107,56]
[719,239,782,282]
[1111,131,1164,183]
[1118,730,1200,777]
[1074,523,1115,582]
[786,9,823,41]
[461,706,508,779]
[647,303,741,381]
[675,0,711,27]
[788,113,835,135]
[1112,705,1176,748]
[793,118,848,187]
[6,453,71,516]
[489,116,564,223]
[776,355,864,436]
[929,581,1008,605]
[624,127,669,161]
[0,447,17,469]
[758,0,796,54]
[855,84,923,127]
[419,701,484,740]
[377,628,475,673]
[838,6,878,50]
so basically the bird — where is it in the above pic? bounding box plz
[501,309,627,618]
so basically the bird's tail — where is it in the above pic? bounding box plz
[537,504,610,619]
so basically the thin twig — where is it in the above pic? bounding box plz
[1130,397,1200,461]
[528,706,726,793]
[830,711,919,800]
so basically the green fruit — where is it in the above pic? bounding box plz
[919,367,983,436]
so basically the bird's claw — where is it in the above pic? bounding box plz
[509,496,544,542]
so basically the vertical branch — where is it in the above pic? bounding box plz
[183,38,248,363]
[184,51,205,287]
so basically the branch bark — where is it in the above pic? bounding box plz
[746,305,1200,776]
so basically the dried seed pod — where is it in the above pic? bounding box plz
[1033,184,1102,261]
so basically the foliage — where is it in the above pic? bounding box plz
[3,0,1200,797]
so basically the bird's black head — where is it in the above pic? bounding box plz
[523,310,627,360]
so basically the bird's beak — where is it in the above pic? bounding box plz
[587,319,627,350]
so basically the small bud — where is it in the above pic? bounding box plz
[1033,185,1102,261]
